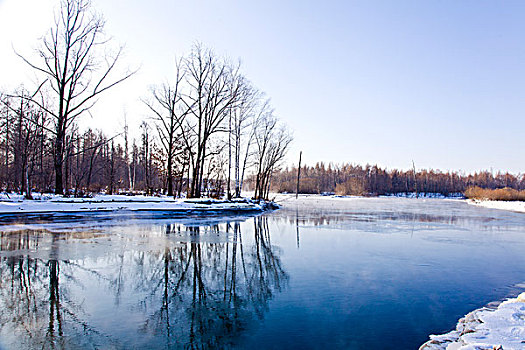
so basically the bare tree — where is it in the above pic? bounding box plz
[122,114,135,192]
[253,112,292,200]
[0,94,13,192]
[227,77,258,198]
[236,96,270,198]
[144,59,188,197]
[17,0,135,194]
[140,121,152,193]
[181,44,244,198]
[1,90,49,198]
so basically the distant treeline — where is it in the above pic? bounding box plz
[265,163,524,196]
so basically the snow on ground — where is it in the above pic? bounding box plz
[420,293,525,350]
[0,193,269,214]
[467,199,525,214]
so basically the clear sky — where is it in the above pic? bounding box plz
[1,0,525,173]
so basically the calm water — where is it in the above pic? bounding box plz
[1,197,525,349]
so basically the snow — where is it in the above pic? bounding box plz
[384,192,464,199]
[420,293,525,350]
[467,199,525,214]
[0,193,271,214]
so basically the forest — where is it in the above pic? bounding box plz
[0,0,291,200]
[268,163,524,197]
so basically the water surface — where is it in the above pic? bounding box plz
[1,197,524,349]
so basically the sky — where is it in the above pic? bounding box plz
[1,0,525,173]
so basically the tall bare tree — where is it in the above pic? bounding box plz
[253,112,292,200]
[144,59,188,197]
[18,0,135,194]
[181,44,244,198]
[226,76,257,198]
[235,96,270,198]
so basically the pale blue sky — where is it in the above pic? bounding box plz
[1,0,525,172]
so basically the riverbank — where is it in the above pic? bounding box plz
[467,199,525,213]
[420,292,525,350]
[0,193,276,215]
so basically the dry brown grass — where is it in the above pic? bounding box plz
[464,186,525,201]
[335,178,367,196]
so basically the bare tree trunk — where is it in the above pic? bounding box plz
[25,166,32,200]
[227,111,232,199]
[4,102,9,192]
[296,151,302,199]
[124,116,132,192]
[412,160,418,198]
[109,141,115,195]
[54,125,64,194]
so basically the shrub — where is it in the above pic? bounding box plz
[335,178,366,196]
[464,186,525,201]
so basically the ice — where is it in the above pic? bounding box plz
[420,293,525,350]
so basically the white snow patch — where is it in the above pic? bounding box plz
[467,199,525,214]
[420,293,525,350]
[0,193,267,214]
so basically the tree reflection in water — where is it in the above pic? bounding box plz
[0,216,288,349]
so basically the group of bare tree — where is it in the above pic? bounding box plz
[0,92,164,197]
[0,0,291,200]
[145,45,292,200]
[267,162,525,196]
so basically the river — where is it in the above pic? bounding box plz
[0,196,524,349]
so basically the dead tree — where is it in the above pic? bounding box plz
[253,112,292,200]
[144,59,188,197]
[229,81,260,198]
[17,0,135,194]
[140,121,152,193]
[181,44,244,198]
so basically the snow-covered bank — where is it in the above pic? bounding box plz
[420,293,525,350]
[467,199,525,214]
[0,193,276,215]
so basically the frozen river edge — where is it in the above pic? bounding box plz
[466,199,525,213]
[420,293,525,350]
[0,194,277,215]
[420,198,525,350]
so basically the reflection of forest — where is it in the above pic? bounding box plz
[0,216,288,349]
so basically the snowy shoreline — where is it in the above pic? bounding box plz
[0,193,274,215]
[466,199,525,213]
[420,293,525,350]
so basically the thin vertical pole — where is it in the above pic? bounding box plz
[296,151,302,199]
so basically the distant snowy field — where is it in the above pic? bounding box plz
[467,199,525,214]
[0,193,267,214]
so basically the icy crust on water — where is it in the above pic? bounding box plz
[467,199,525,214]
[420,293,525,350]
[0,193,276,214]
